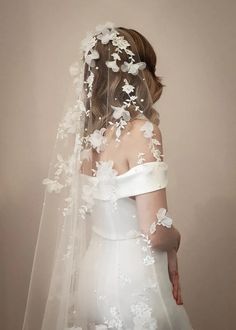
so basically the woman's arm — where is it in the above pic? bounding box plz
[135,187,181,252]
[127,118,181,252]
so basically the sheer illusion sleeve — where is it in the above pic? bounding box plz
[127,118,180,252]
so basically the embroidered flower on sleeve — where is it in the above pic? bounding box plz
[156,207,173,228]
[149,208,173,235]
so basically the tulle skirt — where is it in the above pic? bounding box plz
[76,229,194,330]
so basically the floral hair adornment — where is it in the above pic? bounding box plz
[67,21,149,144]
[80,21,146,75]
[77,21,147,103]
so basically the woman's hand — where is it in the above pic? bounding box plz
[167,249,184,305]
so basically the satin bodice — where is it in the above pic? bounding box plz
[81,161,168,240]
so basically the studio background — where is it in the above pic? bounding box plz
[1,1,235,329]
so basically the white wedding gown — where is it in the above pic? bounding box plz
[77,160,194,330]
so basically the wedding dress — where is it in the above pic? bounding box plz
[22,22,194,330]
[75,116,193,329]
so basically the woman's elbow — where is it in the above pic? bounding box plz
[150,227,181,252]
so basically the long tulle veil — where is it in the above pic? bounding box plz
[22,21,161,329]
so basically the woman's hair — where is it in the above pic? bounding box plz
[83,27,165,134]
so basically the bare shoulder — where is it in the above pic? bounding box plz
[128,117,163,145]
[125,117,164,166]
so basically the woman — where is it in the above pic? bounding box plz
[22,22,193,329]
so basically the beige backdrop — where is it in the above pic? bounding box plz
[1,0,236,329]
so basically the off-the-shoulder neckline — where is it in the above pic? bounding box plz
[80,160,168,179]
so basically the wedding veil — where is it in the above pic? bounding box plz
[22,21,165,330]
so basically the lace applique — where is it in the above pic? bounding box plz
[87,128,107,152]
[42,153,75,194]
[95,160,119,210]
[130,300,157,330]
[118,270,132,287]
[103,306,123,329]
[79,182,97,219]
[138,231,156,266]
[140,121,163,162]
[137,152,146,164]
[149,207,173,235]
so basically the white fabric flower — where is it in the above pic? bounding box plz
[111,105,130,121]
[95,21,115,34]
[95,160,118,181]
[105,60,120,72]
[121,61,146,75]
[111,53,121,61]
[85,49,100,67]
[80,33,97,54]
[88,128,107,152]
[122,79,135,94]
[140,121,154,138]
[156,208,173,228]
[112,36,130,50]
[97,28,117,44]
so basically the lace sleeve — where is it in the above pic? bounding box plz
[127,118,180,252]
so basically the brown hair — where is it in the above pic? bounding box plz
[83,27,165,135]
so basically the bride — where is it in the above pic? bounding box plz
[22,22,194,329]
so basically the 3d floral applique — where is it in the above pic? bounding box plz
[85,49,100,67]
[111,105,131,122]
[140,121,163,162]
[94,160,119,209]
[140,121,154,138]
[156,207,173,228]
[148,207,173,236]
[106,60,120,72]
[122,78,135,94]
[95,160,118,180]
[121,61,146,75]
[87,127,107,152]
